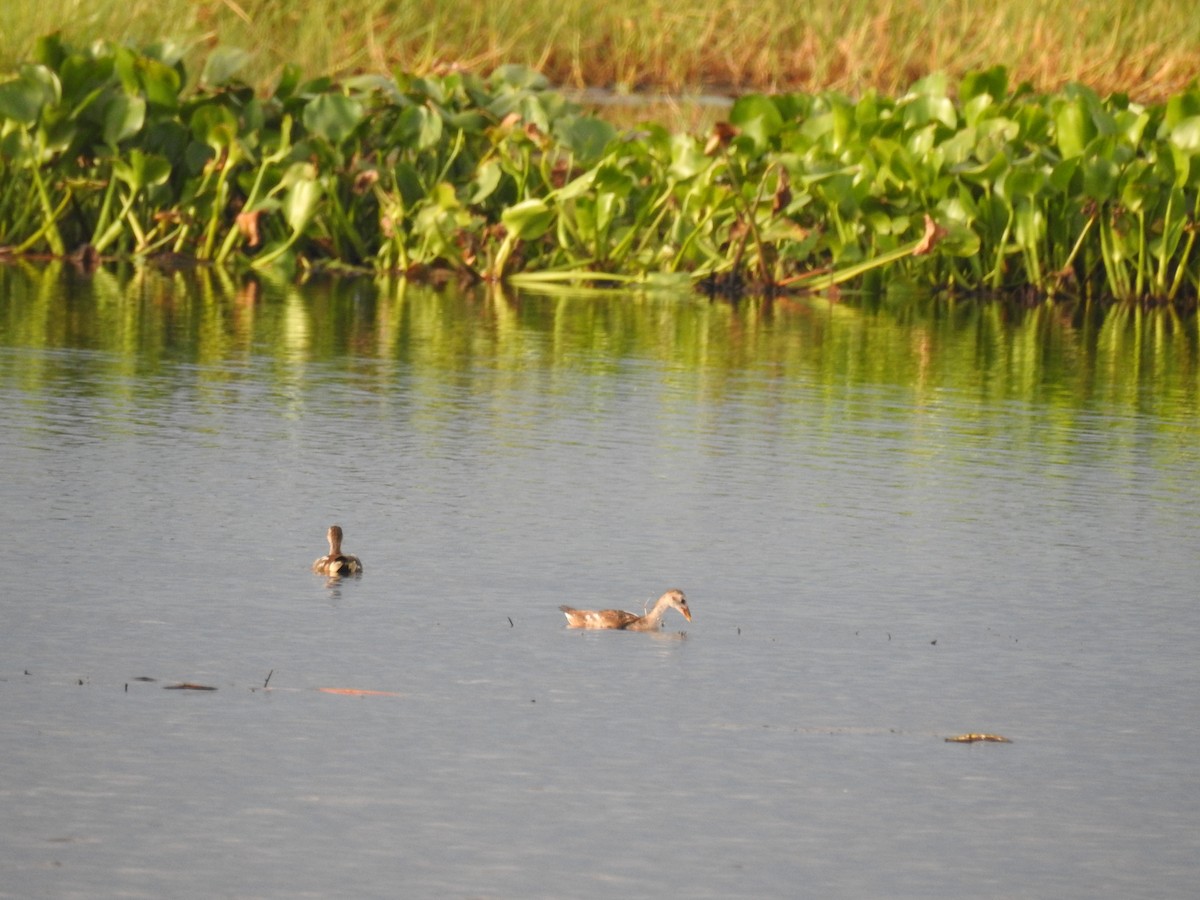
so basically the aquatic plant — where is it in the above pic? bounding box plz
[3,37,1200,303]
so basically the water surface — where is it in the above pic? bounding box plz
[2,265,1198,898]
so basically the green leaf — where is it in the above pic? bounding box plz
[938,219,982,257]
[283,174,322,233]
[32,33,68,71]
[302,94,364,144]
[137,57,182,110]
[489,64,549,92]
[730,94,786,151]
[202,47,252,88]
[555,116,616,164]
[112,149,171,189]
[59,54,113,111]
[190,103,239,150]
[274,64,302,102]
[668,134,709,181]
[1169,116,1200,153]
[1054,97,1094,159]
[1081,156,1120,201]
[998,165,1046,202]
[0,75,46,125]
[392,104,442,150]
[902,95,957,130]
[0,65,59,125]
[103,92,146,146]
[470,160,504,204]
[960,66,1008,104]
[392,161,425,206]
[502,199,554,240]
[554,167,597,202]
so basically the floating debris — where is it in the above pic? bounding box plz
[945,733,1011,743]
[163,683,218,691]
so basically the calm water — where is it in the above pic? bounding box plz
[2,265,1199,898]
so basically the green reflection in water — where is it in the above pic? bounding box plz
[1,261,1197,427]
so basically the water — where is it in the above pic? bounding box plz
[2,265,1199,898]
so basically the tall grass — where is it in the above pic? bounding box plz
[3,0,1199,101]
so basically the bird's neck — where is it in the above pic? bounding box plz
[638,599,668,628]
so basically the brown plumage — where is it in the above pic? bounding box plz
[560,589,691,631]
[312,524,363,576]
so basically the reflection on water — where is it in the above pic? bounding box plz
[2,261,1195,417]
[2,263,1199,899]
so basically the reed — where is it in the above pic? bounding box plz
[2,0,1198,101]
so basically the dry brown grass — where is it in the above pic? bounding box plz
[3,0,1199,101]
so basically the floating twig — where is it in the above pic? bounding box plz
[164,683,217,691]
[945,733,1011,743]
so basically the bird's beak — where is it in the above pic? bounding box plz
[681,607,692,622]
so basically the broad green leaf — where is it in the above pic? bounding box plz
[302,94,364,145]
[1119,159,1156,213]
[59,55,113,112]
[502,199,554,240]
[998,165,1046,202]
[0,70,49,125]
[0,64,60,126]
[202,47,252,88]
[1162,89,1200,134]
[392,104,442,150]
[189,103,238,149]
[938,219,982,257]
[283,175,322,233]
[392,161,426,206]
[960,66,1008,104]
[1169,116,1200,153]
[103,92,146,146]
[137,57,182,110]
[470,160,505,204]
[730,94,786,150]
[112,149,171,189]
[1168,143,1194,189]
[555,116,616,165]
[554,167,597,202]
[1081,156,1119,201]
[908,72,949,98]
[32,33,68,70]
[342,73,404,103]
[902,95,957,130]
[489,64,549,92]
[1054,97,1093,159]
[273,64,302,102]
[668,134,709,181]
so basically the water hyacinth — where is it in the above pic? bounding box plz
[2,37,1200,303]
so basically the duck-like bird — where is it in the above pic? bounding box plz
[560,589,691,631]
[312,524,363,576]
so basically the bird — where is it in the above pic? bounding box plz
[312,524,363,576]
[559,589,691,631]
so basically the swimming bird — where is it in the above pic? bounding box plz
[312,524,363,576]
[559,589,691,631]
